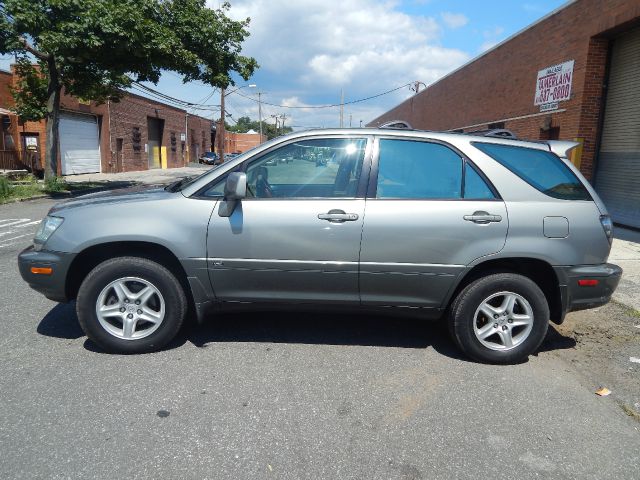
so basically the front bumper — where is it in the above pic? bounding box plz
[554,263,622,321]
[18,246,76,303]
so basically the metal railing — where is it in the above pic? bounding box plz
[0,149,23,170]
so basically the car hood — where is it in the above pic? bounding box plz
[49,185,175,215]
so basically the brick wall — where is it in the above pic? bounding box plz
[0,67,213,174]
[368,0,640,179]
[109,94,188,172]
[187,115,212,163]
[225,132,266,154]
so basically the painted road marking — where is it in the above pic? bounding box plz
[0,218,40,248]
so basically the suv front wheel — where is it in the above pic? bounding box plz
[449,273,549,364]
[76,257,187,354]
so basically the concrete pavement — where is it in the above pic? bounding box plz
[63,164,209,186]
[1,199,639,479]
[611,228,640,311]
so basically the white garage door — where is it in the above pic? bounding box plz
[594,27,640,228]
[59,112,101,175]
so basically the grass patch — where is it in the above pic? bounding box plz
[0,174,73,203]
[621,404,640,422]
[611,300,640,319]
[626,308,640,319]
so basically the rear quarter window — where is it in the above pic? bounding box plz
[472,142,591,201]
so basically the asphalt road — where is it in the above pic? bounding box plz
[0,198,638,480]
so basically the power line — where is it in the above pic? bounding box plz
[233,82,414,109]
[130,80,414,111]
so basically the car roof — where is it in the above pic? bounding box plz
[278,127,552,152]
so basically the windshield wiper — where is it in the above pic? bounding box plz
[165,176,193,192]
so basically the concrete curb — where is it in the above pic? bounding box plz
[0,183,139,205]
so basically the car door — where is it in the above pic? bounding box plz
[359,136,508,308]
[205,135,371,304]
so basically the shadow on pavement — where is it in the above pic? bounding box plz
[538,324,577,353]
[36,304,577,360]
[176,311,474,362]
[36,302,84,339]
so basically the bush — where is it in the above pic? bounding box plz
[0,176,10,198]
[44,176,67,193]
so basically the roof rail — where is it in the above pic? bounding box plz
[464,128,518,139]
[379,120,413,130]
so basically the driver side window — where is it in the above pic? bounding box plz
[245,138,367,198]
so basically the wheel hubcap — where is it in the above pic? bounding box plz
[95,277,165,340]
[473,291,534,351]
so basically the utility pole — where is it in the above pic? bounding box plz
[359,120,363,128]
[257,91,263,142]
[410,80,427,94]
[279,114,287,135]
[219,87,226,161]
[339,89,344,128]
[349,114,352,128]
[271,114,279,135]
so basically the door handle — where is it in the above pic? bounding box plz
[318,209,359,222]
[463,211,502,224]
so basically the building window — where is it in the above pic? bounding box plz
[488,122,505,130]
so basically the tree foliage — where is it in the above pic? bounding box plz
[227,116,293,140]
[9,58,48,122]
[0,0,258,177]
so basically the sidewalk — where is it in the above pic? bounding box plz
[610,228,640,312]
[63,165,209,186]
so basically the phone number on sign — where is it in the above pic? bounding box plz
[537,84,571,104]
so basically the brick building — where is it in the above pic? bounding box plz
[0,67,212,174]
[220,130,266,154]
[368,0,640,228]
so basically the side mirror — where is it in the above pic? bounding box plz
[219,172,247,217]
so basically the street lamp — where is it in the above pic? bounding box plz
[219,83,256,161]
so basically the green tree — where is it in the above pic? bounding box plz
[0,0,257,178]
[227,115,293,140]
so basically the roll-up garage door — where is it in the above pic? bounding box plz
[59,112,101,175]
[594,27,640,228]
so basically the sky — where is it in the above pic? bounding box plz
[0,0,568,130]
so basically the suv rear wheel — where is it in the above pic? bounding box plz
[76,256,187,354]
[449,273,549,364]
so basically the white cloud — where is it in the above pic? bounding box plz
[213,0,470,127]
[440,12,468,29]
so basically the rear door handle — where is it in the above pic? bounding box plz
[463,211,502,224]
[318,209,359,222]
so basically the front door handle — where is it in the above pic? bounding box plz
[463,211,502,224]
[318,209,359,223]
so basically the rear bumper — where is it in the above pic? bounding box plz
[554,263,622,322]
[18,246,75,303]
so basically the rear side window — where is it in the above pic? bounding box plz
[473,142,591,201]
[464,163,496,199]
[376,139,462,199]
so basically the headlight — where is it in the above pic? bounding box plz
[33,216,64,251]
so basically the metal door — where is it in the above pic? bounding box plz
[359,137,508,308]
[594,27,640,228]
[206,136,370,304]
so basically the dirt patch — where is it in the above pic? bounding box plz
[541,302,640,420]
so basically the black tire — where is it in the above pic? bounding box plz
[448,273,549,364]
[76,256,187,354]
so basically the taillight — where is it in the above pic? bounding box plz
[600,215,613,244]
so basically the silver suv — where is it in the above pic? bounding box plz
[18,129,622,363]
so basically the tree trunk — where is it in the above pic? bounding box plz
[45,58,61,179]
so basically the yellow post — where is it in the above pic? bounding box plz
[569,138,584,169]
[160,146,167,169]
